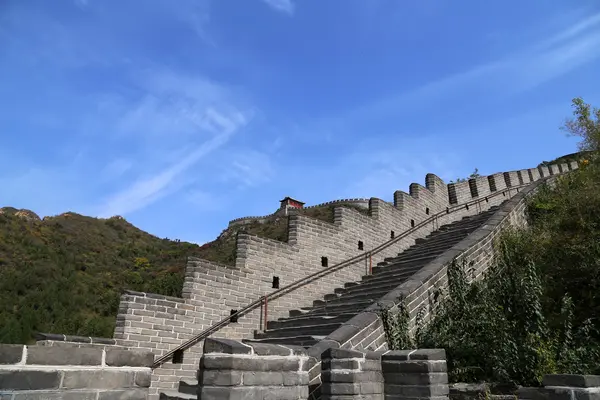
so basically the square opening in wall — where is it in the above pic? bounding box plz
[230,309,239,323]
[410,219,415,228]
[466,204,469,210]
[272,276,280,289]
[321,256,328,267]
[173,349,184,364]
[358,241,364,250]
[425,207,430,215]
[390,230,395,239]
[446,207,450,214]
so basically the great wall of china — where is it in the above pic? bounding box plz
[0,159,587,400]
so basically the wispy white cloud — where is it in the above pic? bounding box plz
[98,108,249,217]
[336,11,600,124]
[100,159,133,181]
[185,190,226,212]
[261,0,295,15]
[220,149,276,189]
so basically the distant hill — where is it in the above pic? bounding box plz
[0,203,364,344]
[0,208,209,343]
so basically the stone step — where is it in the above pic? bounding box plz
[354,267,425,291]
[245,335,322,347]
[159,390,196,400]
[268,313,355,329]
[415,219,488,242]
[369,256,436,278]
[178,379,198,396]
[300,299,376,316]
[255,322,342,339]
[256,207,502,346]
[395,234,468,256]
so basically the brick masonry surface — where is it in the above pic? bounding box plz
[111,160,577,398]
[301,165,578,395]
[518,374,600,400]
[320,348,384,400]
[0,344,153,400]
[197,337,309,400]
[382,349,450,400]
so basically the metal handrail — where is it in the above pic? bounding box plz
[152,182,532,368]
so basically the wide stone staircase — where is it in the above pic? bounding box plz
[249,205,501,347]
[159,205,501,399]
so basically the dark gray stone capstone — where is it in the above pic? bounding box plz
[0,344,24,364]
[26,346,102,366]
[204,338,252,355]
[105,349,154,367]
[0,370,61,390]
[543,374,600,388]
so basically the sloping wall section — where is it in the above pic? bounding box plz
[113,160,577,398]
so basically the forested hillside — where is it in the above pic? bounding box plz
[0,210,209,343]
[0,198,368,344]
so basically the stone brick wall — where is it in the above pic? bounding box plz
[113,161,576,397]
[381,349,449,400]
[320,348,384,399]
[0,343,153,400]
[519,375,600,400]
[302,167,576,395]
[197,338,309,399]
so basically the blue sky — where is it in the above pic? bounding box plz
[1,0,599,244]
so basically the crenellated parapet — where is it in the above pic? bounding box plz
[113,158,579,398]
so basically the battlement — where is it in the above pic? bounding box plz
[111,157,578,398]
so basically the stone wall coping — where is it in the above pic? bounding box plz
[204,337,308,357]
[305,174,556,362]
[0,344,154,368]
[542,374,600,388]
[34,332,116,345]
[382,349,447,361]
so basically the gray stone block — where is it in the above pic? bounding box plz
[26,346,102,366]
[282,371,309,386]
[61,370,134,390]
[543,375,600,388]
[11,391,98,400]
[322,383,361,396]
[307,340,339,359]
[105,349,154,367]
[382,360,447,373]
[384,383,450,397]
[200,370,242,386]
[97,389,148,400]
[322,370,383,383]
[242,371,284,386]
[0,370,60,390]
[201,355,301,372]
[203,338,252,355]
[321,348,364,361]
[245,342,290,356]
[322,359,360,371]
[0,344,24,364]
[384,371,448,385]
[134,371,152,387]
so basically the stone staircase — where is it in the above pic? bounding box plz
[158,205,501,399]
[249,205,500,347]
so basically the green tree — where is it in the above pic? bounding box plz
[561,97,600,152]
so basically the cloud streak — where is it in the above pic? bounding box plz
[98,108,249,217]
[332,10,600,126]
[261,0,295,15]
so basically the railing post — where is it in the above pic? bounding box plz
[369,252,373,275]
[263,296,268,332]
